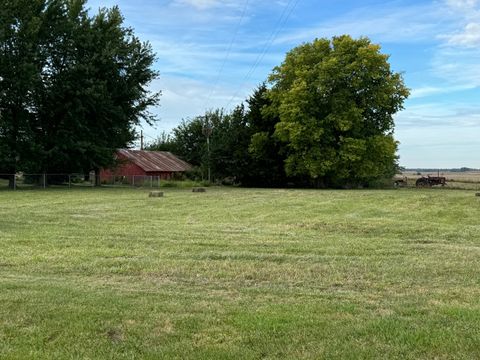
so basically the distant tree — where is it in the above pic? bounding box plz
[166,108,252,183]
[146,131,176,152]
[268,35,409,187]
[171,117,206,167]
[209,105,251,182]
[169,85,288,187]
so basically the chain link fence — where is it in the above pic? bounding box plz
[0,173,165,190]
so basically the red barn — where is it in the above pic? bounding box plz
[100,149,192,182]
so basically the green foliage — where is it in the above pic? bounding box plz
[146,131,176,152]
[268,35,409,187]
[208,106,252,182]
[166,108,252,184]
[0,0,159,178]
[143,36,407,188]
[170,117,206,166]
[162,85,287,186]
[244,84,287,187]
[0,0,46,184]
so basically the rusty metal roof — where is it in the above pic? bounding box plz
[118,149,192,173]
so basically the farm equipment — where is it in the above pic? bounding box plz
[415,175,446,187]
[394,177,408,187]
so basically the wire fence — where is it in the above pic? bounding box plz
[1,173,479,191]
[0,173,167,190]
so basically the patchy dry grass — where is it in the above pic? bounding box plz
[0,187,479,359]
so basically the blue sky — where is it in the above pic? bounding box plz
[88,0,480,168]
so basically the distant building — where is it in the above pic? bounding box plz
[100,149,192,182]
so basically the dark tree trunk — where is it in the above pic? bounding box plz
[94,168,101,187]
[8,174,15,189]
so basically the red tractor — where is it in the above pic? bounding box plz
[415,175,446,187]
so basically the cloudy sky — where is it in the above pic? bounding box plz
[88,0,480,168]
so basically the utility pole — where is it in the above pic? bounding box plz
[202,118,212,183]
[207,135,211,183]
[140,130,144,150]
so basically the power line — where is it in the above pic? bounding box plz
[140,0,300,142]
[224,0,301,110]
[203,0,251,110]
[142,132,158,141]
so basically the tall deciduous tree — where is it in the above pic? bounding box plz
[246,84,287,187]
[146,131,176,152]
[170,117,206,167]
[0,0,160,184]
[269,35,409,187]
[38,2,159,180]
[0,0,45,186]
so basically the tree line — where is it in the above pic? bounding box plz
[1,1,409,189]
[149,36,409,188]
[0,0,159,187]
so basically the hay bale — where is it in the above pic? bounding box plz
[192,187,206,193]
[149,191,164,198]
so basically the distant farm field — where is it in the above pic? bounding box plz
[1,187,479,359]
[401,171,480,190]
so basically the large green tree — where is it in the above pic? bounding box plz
[166,109,251,182]
[0,0,45,186]
[157,107,252,184]
[0,0,159,184]
[146,131,176,152]
[269,35,409,187]
[37,1,159,179]
[246,84,287,187]
[169,117,206,167]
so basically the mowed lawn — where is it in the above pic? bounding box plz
[0,187,479,359]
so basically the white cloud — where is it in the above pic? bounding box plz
[428,0,480,88]
[410,84,475,98]
[173,0,241,10]
[446,0,479,11]
[442,0,480,47]
[175,0,219,9]
[396,122,480,168]
[444,22,480,47]
[395,102,480,167]
[144,74,255,133]
[395,103,480,128]
[275,3,450,45]
[431,47,480,86]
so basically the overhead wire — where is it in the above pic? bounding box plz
[223,0,301,110]
[140,0,250,143]
[142,0,300,141]
[202,0,251,111]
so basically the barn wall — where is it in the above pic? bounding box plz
[100,157,146,182]
[100,153,187,183]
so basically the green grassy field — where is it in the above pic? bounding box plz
[1,187,479,359]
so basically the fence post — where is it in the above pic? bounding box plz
[43,173,46,189]
[150,176,153,188]
[68,175,71,188]
[13,174,16,191]
[158,176,160,188]
[132,175,135,187]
